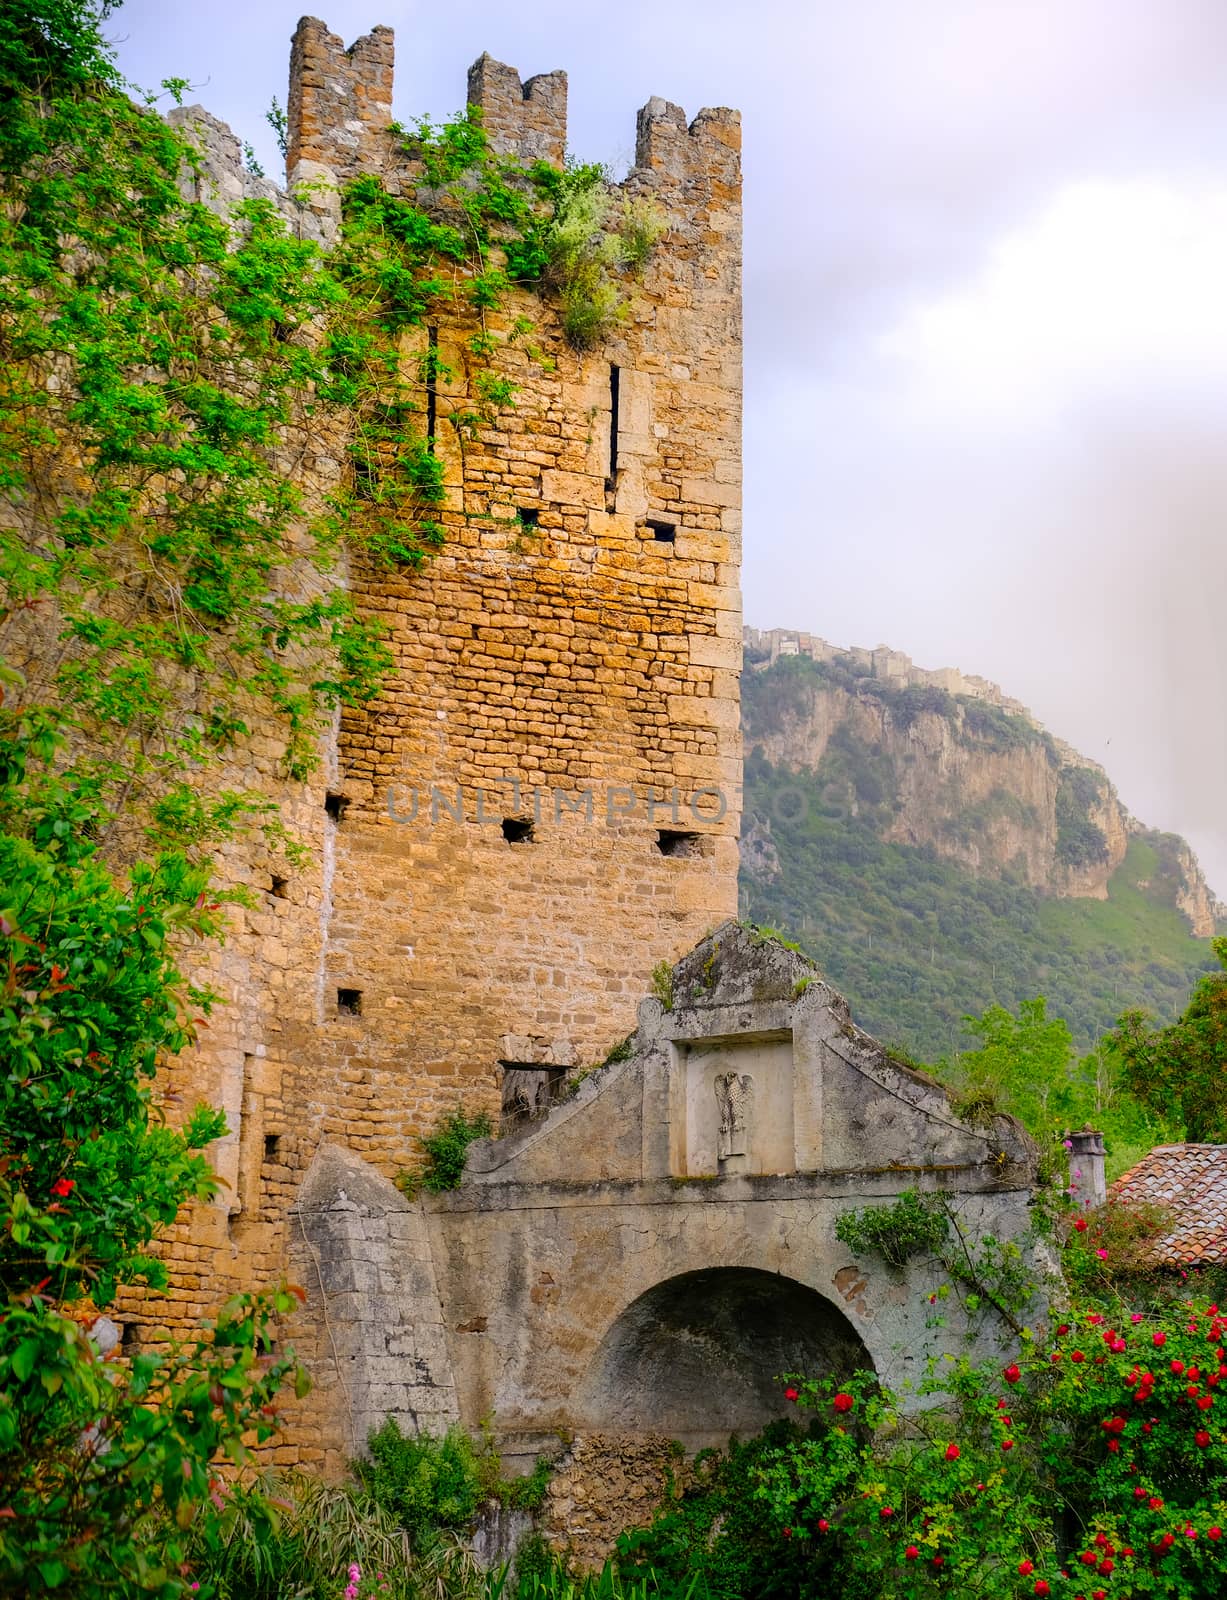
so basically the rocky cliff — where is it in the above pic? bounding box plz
[742,638,1220,937]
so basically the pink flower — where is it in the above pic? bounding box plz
[1131,1313,1143,1324]
[1096,1249,1109,1260]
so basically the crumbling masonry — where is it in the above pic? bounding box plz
[124,16,744,1469]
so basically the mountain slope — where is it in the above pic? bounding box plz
[739,638,1220,1060]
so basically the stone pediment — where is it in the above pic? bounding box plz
[462,920,1033,1191]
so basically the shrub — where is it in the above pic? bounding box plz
[357,1420,485,1553]
[760,1292,1227,1598]
[417,1108,494,1193]
[834,1191,949,1270]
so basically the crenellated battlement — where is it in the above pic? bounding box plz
[466,53,567,166]
[285,15,740,218]
[634,98,741,188]
[286,16,394,183]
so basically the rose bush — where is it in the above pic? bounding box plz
[757,1292,1227,1598]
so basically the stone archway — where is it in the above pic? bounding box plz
[577,1266,873,1448]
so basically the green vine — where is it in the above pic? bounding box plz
[0,5,664,854]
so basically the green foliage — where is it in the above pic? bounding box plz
[357,1420,485,1555]
[761,1290,1227,1599]
[615,1424,846,1600]
[0,710,310,1598]
[957,696,1058,761]
[1111,936,1227,1142]
[741,742,1217,1065]
[0,6,631,826]
[265,96,288,160]
[1056,766,1110,868]
[651,960,675,1012]
[534,164,666,350]
[185,1471,413,1600]
[518,1565,700,1599]
[413,1108,493,1193]
[834,1191,949,1271]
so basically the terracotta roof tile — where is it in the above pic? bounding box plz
[1110,1144,1227,1266]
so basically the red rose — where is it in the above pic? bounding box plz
[945,1443,959,1461]
[784,1386,799,1402]
[1002,1439,1015,1451]
[50,1177,74,1198]
[1080,1552,1097,1567]
[1149,1498,1164,1510]
[1107,1439,1120,1452]
[782,1528,792,1539]
[1018,1560,1034,1575]
[1210,1527,1222,1541]
[1098,1559,1114,1575]
[1153,1331,1167,1347]
[905,1546,919,1561]
[1199,1395,1214,1411]
[1035,1582,1050,1597]
[1074,1218,1088,1231]
[833,1392,854,1413]
[1196,1430,1211,1447]
[1134,1486,1148,1499]
[1072,1350,1086,1363]
[818,1519,830,1533]
[1171,1359,1185,1374]
[1004,1364,1021,1384]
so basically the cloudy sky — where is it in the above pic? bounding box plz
[112,0,1227,895]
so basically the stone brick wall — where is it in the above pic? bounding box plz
[109,16,742,1469]
[542,1434,687,1568]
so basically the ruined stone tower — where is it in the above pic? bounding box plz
[127,18,742,1465]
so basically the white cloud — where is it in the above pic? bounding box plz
[880,180,1227,425]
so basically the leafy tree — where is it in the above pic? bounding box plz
[954,997,1077,1133]
[1112,936,1227,1142]
[0,711,309,1598]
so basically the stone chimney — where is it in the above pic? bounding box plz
[1068,1128,1107,1209]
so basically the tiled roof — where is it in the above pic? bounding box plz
[1110,1144,1227,1266]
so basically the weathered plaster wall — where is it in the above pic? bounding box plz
[419,925,1039,1470]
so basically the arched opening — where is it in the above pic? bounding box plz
[578,1266,873,1448]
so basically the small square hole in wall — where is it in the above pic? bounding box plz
[644,519,677,544]
[657,829,701,858]
[353,459,378,500]
[337,987,363,1016]
[264,1133,281,1163]
[502,817,534,844]
[324,792,349,822]
[120,1322,140,1355]
[269,875,288,899]
[517,506,540,529]
[500,1062,567,1129]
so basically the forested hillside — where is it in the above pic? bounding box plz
[740,650,1220,1059]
